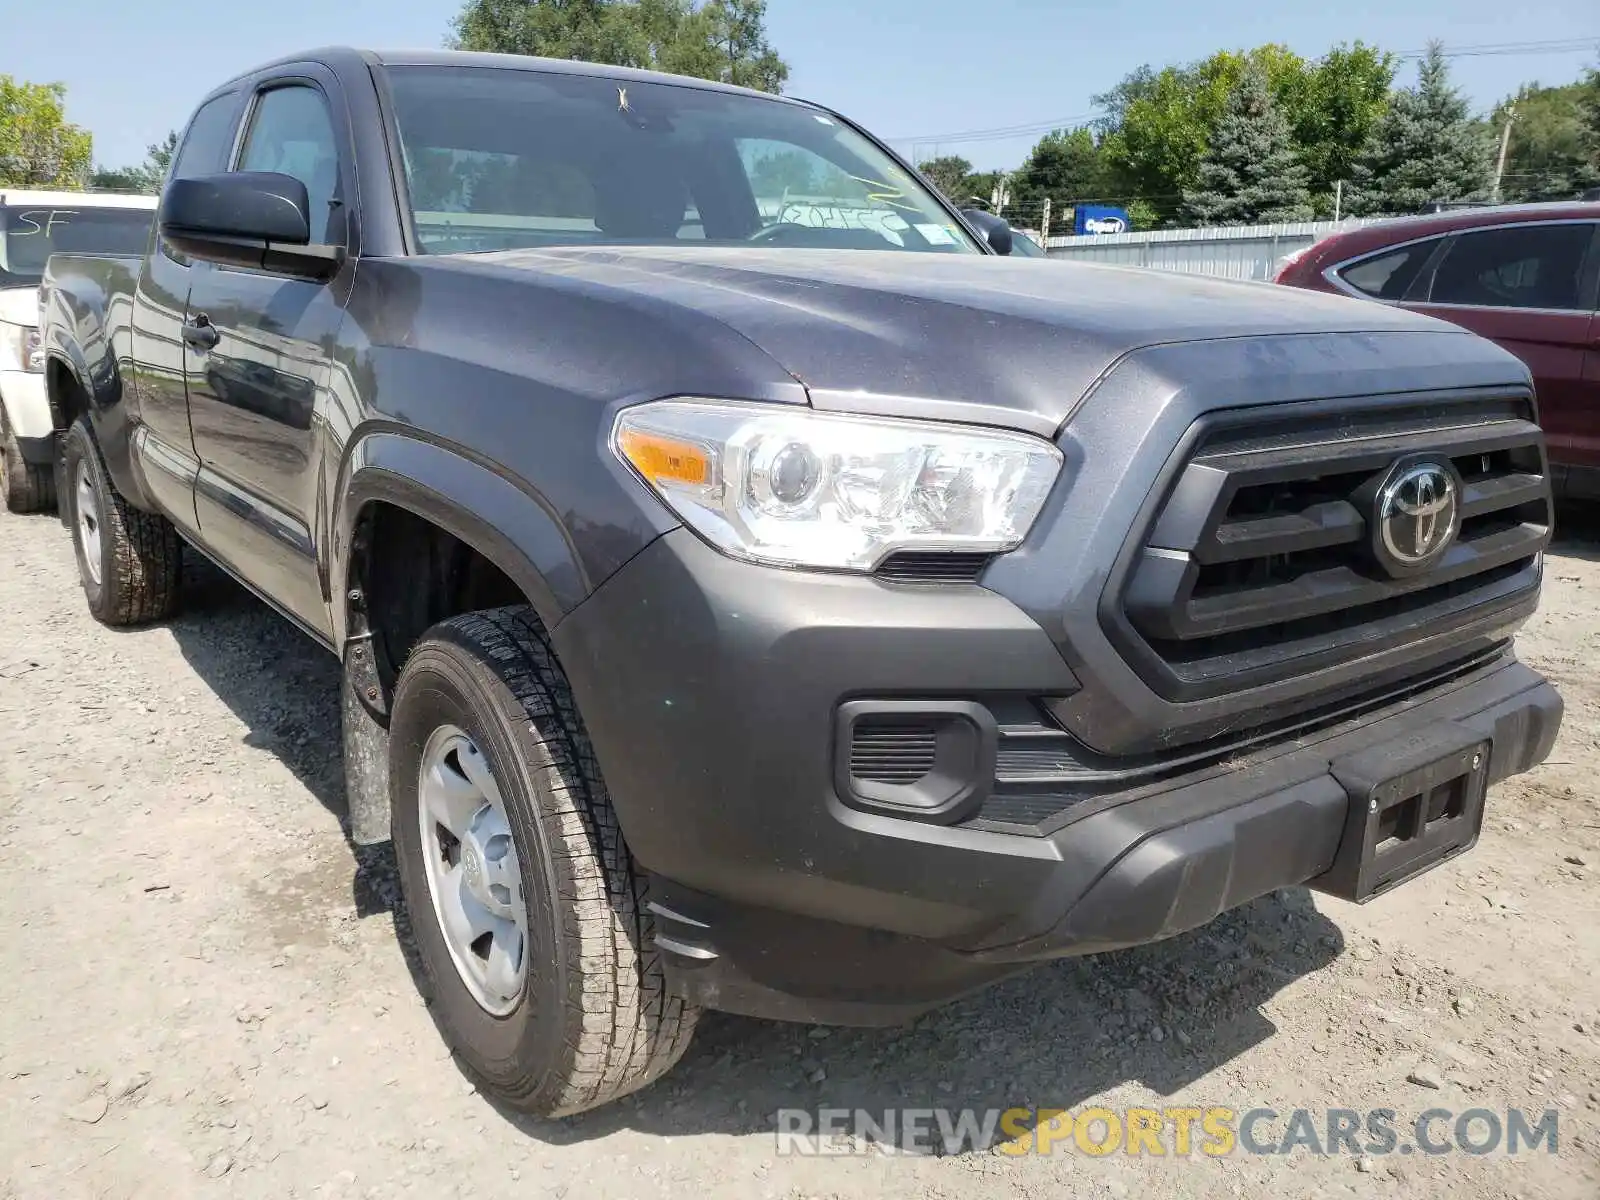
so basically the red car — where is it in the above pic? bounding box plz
[1276,203,1600,500]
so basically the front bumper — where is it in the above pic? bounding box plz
[551,529,1562,1025]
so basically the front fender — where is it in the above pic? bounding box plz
[41,259,149,505]
[332,429,594,645]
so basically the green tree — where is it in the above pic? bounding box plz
[1095,42,1396,223]
[1095,62,1213,214]
[916,154,975,201]
[90,130,179,194]
[964,170,1000,208]
[0,77,92,189]
[1008,127,1107,216]
[451,0,788,92]
[1347,43,1492,215]
[697,0,786,92]
[453,0,625,62]
[1182,67,1312,225]
[1291,43,1396,210]
[1581,67,1600,150]
[1491,78,1600,201]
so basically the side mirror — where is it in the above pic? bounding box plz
[160,172,343,277]
[961,207,1013,256]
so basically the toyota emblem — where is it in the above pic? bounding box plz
[1374,460,1460,575]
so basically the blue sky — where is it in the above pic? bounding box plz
[11,0,1598,173]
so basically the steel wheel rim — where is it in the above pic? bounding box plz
[417,724,529,1016]
[75,460,102,585]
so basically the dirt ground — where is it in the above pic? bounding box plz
[1,502,1597,1200]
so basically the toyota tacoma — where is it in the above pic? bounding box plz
[39,48,1563,1117]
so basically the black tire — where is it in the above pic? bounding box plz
[1,405,54,514]
[390,606,699,1116]
[62,418,181,625]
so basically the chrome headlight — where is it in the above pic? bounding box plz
[612,399,1063,571]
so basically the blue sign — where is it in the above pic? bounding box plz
[1074,205,1131,235]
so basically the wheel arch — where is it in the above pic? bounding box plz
[43,353,91,432]
[334,429,591,651]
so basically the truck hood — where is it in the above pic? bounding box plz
[467,245,1471,434]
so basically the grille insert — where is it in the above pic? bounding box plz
[875,551,992,584]
[848,719,939,785]
[1111,396,1549,701]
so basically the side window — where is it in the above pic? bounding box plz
[170,95,240,182]
[1336,241,1436,301]
[236,85,342,243]
[1425,224,1594,311]
[161,96,240,263]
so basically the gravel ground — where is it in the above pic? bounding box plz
[1,503,1597,1200]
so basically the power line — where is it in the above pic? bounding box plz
[1395,37,1599,59]
[893,37,1598,149]
[892,112,1103,148]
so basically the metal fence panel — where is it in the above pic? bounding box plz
[1044,218,1384,281]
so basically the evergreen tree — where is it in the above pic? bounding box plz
[1181,66,1312,225]
[1347,43,1491,215]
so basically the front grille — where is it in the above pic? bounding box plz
[1109,394,1550,701]
[848,717,939,784]
[875,551,992,584]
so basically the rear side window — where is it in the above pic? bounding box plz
[171,95,240,181]
[1337,242,1435,300]
[1425,223,1594,311]
[161,95,240,265]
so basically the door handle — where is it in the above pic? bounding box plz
[181,315,219,351]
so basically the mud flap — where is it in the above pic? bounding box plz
[341,636,392,845]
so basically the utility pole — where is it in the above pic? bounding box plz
[1333,180,1343,222]
[992,171,1011,216]
[1492,103,1517,204]
[1040,197,1052,245]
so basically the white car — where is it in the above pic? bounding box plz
[1,190,157,511]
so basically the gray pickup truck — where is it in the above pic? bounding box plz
[40,47,1562,1117]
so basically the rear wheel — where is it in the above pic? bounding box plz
[0,405,54,514]
[389,606,699,1116]
[62,418,181,625]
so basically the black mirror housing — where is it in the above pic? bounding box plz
[160,172,342,277]
[961,207,1014,256]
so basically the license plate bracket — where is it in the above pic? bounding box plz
[1313,723,1490,903]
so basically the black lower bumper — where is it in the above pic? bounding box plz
[551,530,1563,1025]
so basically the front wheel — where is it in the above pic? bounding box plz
[62,418,181,625]
[389,606,699,1116]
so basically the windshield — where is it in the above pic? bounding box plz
[384,66,982,257]
[0,204,155,288]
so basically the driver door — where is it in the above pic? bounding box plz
[182,69,357,641]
